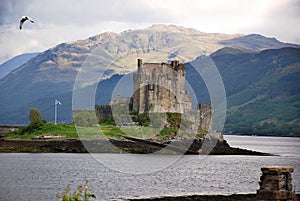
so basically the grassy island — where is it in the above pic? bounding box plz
[0,109,271,155]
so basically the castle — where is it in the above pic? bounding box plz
[133,59,192,113]
[96,59,212,133]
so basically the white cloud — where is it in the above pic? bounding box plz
[0,0,299,64]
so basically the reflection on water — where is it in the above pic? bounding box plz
[0,135,299,201]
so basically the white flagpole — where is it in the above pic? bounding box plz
[55,99,57,125]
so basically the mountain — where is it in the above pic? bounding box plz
[222,48,300,135]
[0,52,39,79]
[0,24,299,135]
[219,34,300,50]
[185,47,300,136]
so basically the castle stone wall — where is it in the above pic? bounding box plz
[198,104,213,132]
[133,59,192,113]
[95,105,112,122]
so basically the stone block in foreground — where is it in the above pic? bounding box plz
[256,166,295,201]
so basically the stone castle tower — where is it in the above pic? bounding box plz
[133,59,192,113]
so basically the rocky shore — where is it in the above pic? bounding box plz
[0,137,271,155]
[127,194,257,201]
[125,193,300,201]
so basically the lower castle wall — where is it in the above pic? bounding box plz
[95,105,112,122]
[95,104,212,133]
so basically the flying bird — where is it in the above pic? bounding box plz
[19,16,34,30]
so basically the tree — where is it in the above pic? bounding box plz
[30,108,42,123]
[18,108,46,134]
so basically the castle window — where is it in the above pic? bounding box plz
[148,84,154,91]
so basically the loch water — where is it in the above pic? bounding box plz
[0,135,299,201]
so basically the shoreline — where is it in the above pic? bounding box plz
[223,133,300,138]
[0,138,272,155]
[127,194,257,201]
[125,193,300,201]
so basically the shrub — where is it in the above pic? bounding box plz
[30,108,42,124]
[136,113,150,127]
[73,110,98,127]
[56,181,96,201]
[18,108,46,135]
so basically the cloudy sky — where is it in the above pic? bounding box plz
[0,0,299,64]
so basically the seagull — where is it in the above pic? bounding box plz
[19,16,34,30]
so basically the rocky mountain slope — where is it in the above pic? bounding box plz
[0,52,39,79]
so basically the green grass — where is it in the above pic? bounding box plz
[4,123,78,140]
[96,124,124,138]
[4,118,205,140]
[120,126,159,138]
[4,123,132,140]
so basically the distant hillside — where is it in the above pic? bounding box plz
[186,47,300,136]
[219,34,300,50]
[0,52,39,79]
[0,24,299,136]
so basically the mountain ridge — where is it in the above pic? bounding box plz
[0,52,39,79]
[219,33,300,50]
